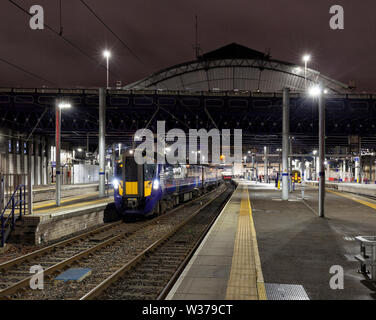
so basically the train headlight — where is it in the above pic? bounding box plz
[113,179,119,190]
[153,179,160,190]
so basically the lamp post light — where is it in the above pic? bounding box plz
[56,101,71,206]
[309,85,325,218]
[103,50,111,89]
[303,54,311,89]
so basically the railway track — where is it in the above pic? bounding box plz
[0,183,231,300]
[81,185,234,300]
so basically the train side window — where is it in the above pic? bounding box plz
[115,162,123,179]
[172,165,182,178]
[164,165,174,183]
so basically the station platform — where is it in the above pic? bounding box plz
[32,191,113,215]
[167,182,266,300]
[11,191,115,245]
[306,181,376,198]
[31,182,106,203]
[167,180,376,300]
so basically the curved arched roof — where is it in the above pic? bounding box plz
[125,43,352,93]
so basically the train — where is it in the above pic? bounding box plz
[113,150,223,217]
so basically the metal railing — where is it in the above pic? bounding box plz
[0,173,32,247]
[355,236,376,281]
[0,184,26,247]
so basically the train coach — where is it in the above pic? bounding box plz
[113,150,222,217]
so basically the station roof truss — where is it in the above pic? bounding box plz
[1,88,376,153]
[124,43,352,94]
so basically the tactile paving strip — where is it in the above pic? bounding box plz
[265,283,309,300]
[225,187,258,300]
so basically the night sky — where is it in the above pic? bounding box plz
[1,0,375,91]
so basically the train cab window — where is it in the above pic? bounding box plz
[144,164,155,181]
[124,156,138,181]
[186,165,194,177]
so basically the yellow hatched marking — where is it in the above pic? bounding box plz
[328,189,376,210]
[144,180,152,197]
[119,180,124,196]
[226,186,266,300]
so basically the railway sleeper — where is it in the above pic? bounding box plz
[141,261,182,269]
[119,284,163,293]
[131,267,174,274]
[122,279,166,287]
[148,251,188,257]
[103,293,156,300]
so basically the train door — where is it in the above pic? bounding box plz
[122,153,144,198]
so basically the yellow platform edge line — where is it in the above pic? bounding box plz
[328,189,376,210]
[247,187,267,300]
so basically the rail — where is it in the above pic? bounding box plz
[80,185,231,300]
[0,185,224,298]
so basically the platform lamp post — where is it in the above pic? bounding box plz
[103,50,111,89]
[99,88,106,198]
[309,84,326,218]
[56,101,71,206]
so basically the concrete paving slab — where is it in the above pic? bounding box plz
[251,186,376,300]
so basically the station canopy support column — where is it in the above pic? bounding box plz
[99,88,106,198]
[318,90,326,217]
[264,146,268,183]
[282,88,290,200]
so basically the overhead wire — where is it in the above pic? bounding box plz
[7,0,120,78]
[78,0,144,65]
[0,57,56,86]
